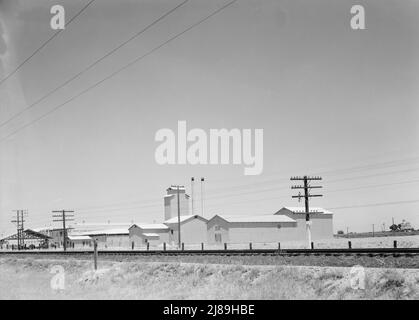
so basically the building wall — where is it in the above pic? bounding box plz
[228,222,300,243]
[207,216,230,244]
[285,215,334,240]
[104,234,129,248]
[168,218,208,245]
[68,240,92,249]
[207,216,334,244]
[275,208,334,240]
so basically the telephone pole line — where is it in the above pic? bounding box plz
[290,175,323,248]
[11,210,27,250]
[52,210,74,251]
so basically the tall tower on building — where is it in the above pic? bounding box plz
[164,186,190,221]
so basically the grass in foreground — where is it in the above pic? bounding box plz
[0,257,418,299]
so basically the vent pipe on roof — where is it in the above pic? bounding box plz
[191,177,195,215]
[201,177,205,217]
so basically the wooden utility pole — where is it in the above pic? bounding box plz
[52,210,74,251]
[93,240,98,270]
[291,176,323,249]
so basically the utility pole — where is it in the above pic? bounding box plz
[11,210,26,250]
[52,210,74,251]
[290,176,323,249]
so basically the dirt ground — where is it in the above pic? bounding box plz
[0,256,417,299]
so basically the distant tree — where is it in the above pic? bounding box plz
[337,230,344,235]
[389,224,400,232]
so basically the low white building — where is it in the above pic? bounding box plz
[68,235,92,249]
[129,223,169,247]
[85,228,130,249]
[207,214,298,244]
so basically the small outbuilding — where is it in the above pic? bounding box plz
[67,235,92,249]
[129,223,169,247]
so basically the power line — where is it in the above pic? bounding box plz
[26,176,419,225]
[23,173,419,224]
[0,0,189,129]
[329,199,419,210]
[0,0,238,142]
[203,156,419,195]
[0,0,96,87]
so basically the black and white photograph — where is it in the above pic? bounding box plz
[0,0,418,306]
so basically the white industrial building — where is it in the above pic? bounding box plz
[7,186,334,250]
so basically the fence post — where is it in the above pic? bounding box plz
[278,242,281,250]
[311,242,314,249]
[147,242,150,251]
[348,241,352,249]
[201,243,204,251]
[224,243,227,250]
[131,242,134,250]
[182,243,184,251]
[394,240,397,248]
[249,242,252,250]
[163,242,166,251]
[93,240,98,271]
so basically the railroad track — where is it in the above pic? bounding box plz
[0,248,418,257]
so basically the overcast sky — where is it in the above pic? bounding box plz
[0,0,418,237]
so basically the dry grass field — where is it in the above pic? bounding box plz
[0,256,418,299]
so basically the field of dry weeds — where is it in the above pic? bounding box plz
[0,257,417,299]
